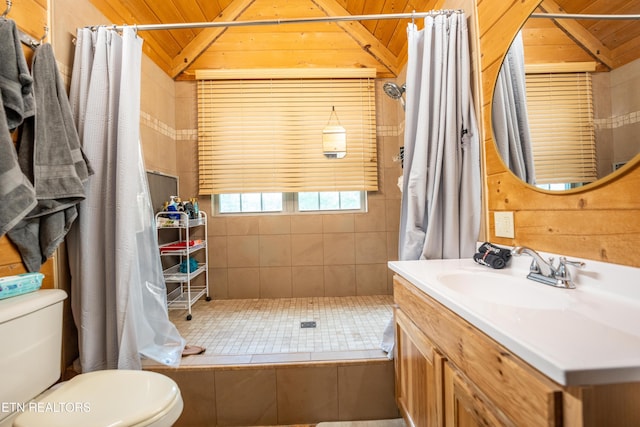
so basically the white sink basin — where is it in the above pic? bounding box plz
[436,270,575,310]
[389,256,640,386]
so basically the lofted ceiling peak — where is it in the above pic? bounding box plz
[90,0,436,80]
[89,0,640,80]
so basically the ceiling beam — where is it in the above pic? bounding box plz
[310,0,400,76]
[169,0,256,79]
[538,0,614,70]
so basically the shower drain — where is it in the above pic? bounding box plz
[300,321,317,328]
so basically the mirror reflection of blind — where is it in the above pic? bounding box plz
[196,69,378,195]
[524,72,597,185]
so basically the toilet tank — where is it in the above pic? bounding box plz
[0,289,67,424]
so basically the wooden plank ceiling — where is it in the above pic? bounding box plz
[89,0,640,80]
[524,0,640,71]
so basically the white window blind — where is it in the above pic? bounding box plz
[196,69,378,195]
[524,72,597,185]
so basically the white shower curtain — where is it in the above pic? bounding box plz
[382,11,480,359]
[491,31,535,184]
[66,26,185,371]
[399,12,480,261]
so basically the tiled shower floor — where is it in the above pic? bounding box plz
[168,295,394,365]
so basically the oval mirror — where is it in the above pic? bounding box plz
[491,2,640,192]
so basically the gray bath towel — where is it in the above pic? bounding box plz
[0,19,35,129]
[17,43,92,197]
[7,43,93,272]
[0,102,37,237]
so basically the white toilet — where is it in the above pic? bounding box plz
[0,289,183,427]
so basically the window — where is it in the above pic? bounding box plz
[525,72,597,186]
[297,191,362,211]
[215,191,365,214]
[196,68,378,195]
[218,193,283,213]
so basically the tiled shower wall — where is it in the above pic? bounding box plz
[52,0,180,180]
[173,80,406,299]
[592,59,640,179]
[56,0,406,300]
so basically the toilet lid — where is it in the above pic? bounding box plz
[13,370,182,427]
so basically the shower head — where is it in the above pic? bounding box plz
[383,82,406,111]
[383,82,406,99]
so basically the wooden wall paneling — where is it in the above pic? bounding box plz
[479,0,640,267]
[169,0,256,78]
[7,0,47,43]
[538,0,614,69]
[478,0,540,97]
[0,237,54,286]
[191,46,389,75]
[510,209,640,264]
[201,25,351,51]
[0,0,56,287]
[522,21,596,65]
[613,35,640,69]
[487,164,640,212]
[310,0,401,76]
[186,0,402,77]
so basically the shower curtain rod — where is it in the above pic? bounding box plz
[90,9,640,32]
[531,12,640,20]
[90,9,464,32]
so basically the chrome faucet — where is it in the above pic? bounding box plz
[511,246,585,289]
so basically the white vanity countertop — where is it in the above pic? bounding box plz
[389,253,640,386]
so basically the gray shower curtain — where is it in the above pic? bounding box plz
[398,12,480,261]
[66,26,185,371]
[382,12,481,359]
[491,31,535,184]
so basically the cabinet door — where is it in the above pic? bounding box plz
[444,362,515,427]
[395,308,445,427]
[394,274,563,427]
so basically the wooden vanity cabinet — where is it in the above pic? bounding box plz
[393,274,563,427]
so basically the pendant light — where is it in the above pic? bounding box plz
[322,106,346,159]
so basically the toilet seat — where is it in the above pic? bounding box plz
[13,370,183,427]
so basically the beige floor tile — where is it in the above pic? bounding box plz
[169,295,393,360]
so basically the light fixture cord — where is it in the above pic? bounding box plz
[326,106,342,126]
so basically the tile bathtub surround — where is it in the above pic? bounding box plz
[152,361,399,427]
[149,295,399,425]
[168,295,394,364]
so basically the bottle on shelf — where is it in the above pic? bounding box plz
[192,198,199,217]
[166,196,180,220]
